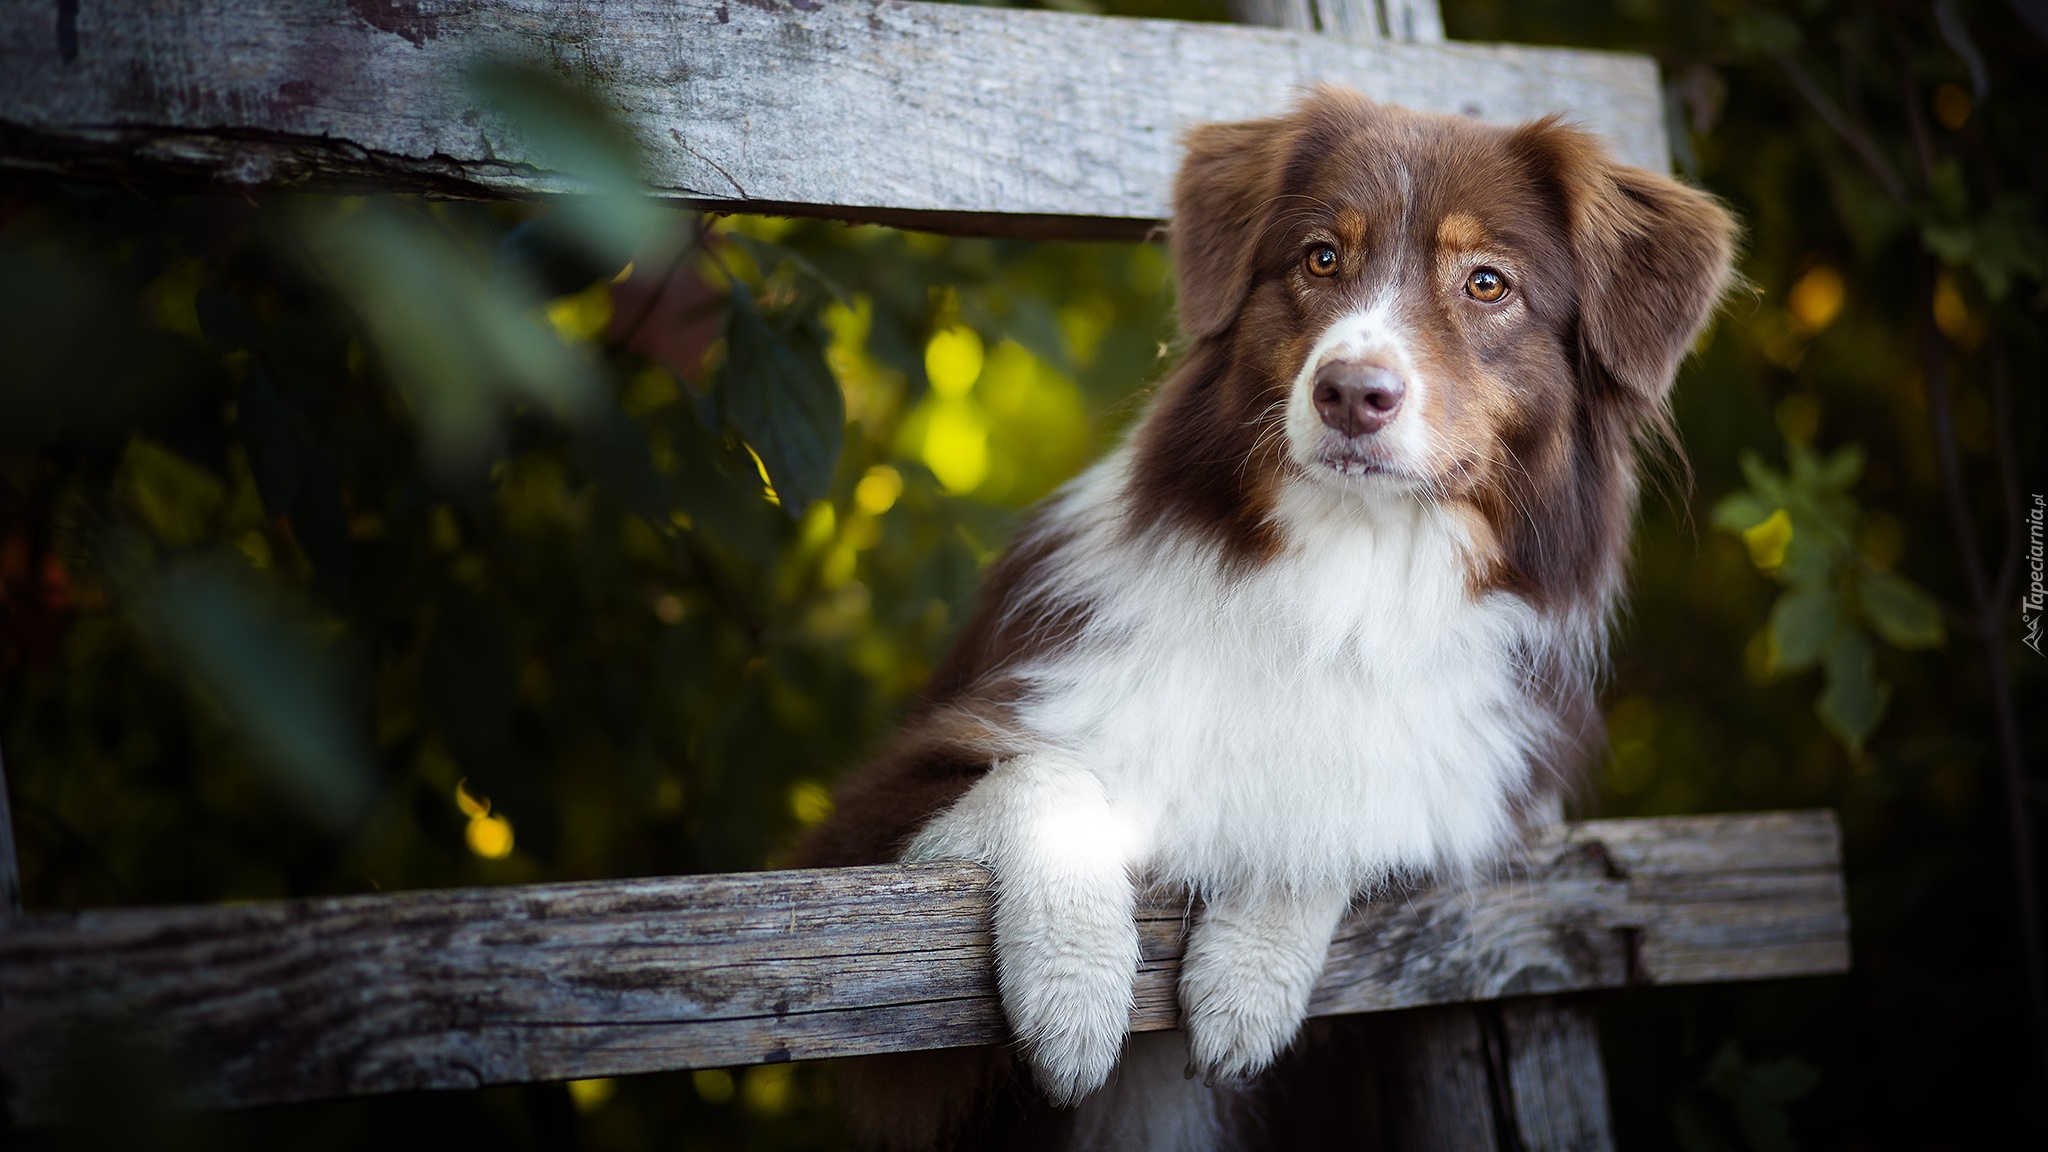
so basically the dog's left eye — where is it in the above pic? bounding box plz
[1466,267,1509,302]
[1306,245,1340,277]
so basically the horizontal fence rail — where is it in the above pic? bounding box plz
[1,0,1664,238]
[0,811,1848,1124]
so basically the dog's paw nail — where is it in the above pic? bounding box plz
[1184,1062,1198,1081]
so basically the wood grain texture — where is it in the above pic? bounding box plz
[0,811,1845,1122]
[0,0,1663,239]
[1499,999,1617,1152]
[1382,1007,1506,1152]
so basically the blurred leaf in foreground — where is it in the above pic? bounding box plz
[466,60,671,266]
[309,200,597,488]
[138,554,374,834]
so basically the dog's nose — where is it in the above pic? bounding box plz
[1312,361,1406,436]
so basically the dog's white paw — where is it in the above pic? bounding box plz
[1177,888,1348,1086]
[904,755,1143,1106]
[988,838,1144,1104]
[1179,955,1310,1085]
[997,904,1140,1104]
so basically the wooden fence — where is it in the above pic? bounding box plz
[0,0,1664,237]
[0,1,1850,1147]
[1,812,1846,1127]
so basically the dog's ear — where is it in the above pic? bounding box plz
[1171,116,1292,341]
[1517,122,1739,403]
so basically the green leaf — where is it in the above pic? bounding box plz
[1817,443,1865,490]
[140,555,374,833]
[311,201,597,486]
[1920,220,1976,266]
[1710,492,1774,534]
[1774,528,1835,591]
[1858,570,1945,649]
[1818,627,1889,752]
[1768,585,1839,672]
[717,281,845,516]
[726,233,851,308]
[466,62,668,265]
[1737,452,1789,505]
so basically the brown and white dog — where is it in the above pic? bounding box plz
[800,86,1737,1150]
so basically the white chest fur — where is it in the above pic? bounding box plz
[1006,452,1551,897]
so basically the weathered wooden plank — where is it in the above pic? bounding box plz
[1228,0,1443,41]
[0,812,1844,1122]
[1383,1007,1507,1152]
[0,0,1664,239]
[1499,999,1616,1152]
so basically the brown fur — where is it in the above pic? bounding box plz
[799,87,1737,1150]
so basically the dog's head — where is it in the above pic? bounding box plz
[1154,87,1737,598]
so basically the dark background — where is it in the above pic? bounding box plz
[2,0,2043,1148]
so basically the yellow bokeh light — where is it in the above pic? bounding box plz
[693,1069,736,1104]
[799,501,837,552]
[742,1064,795,1115]
[1932,275,1970,341]
[454,778,490,819]
[925,326,985,399]
[544,281,613,344]
[1744,628,1778,685]
[567,1078,616,1112]
[1058,297,1114,365]
[1604,695,1658,795]
[622,364,680,415]
[430,505,462,553]
[1786,265,1845,335]
[820,543,859,587]
[855,465,903,516]
[237,530,273,570]
[1933,83,1970,131]
[922,402,990,493]
[1741,509,1794,572]
[466,812,515,860]
[655,774,686,816]
[789,779,835,826]
[1858,512,1905,572]
[1774,394,1821,444]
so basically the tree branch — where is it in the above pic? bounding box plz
[1774,52,1908,207]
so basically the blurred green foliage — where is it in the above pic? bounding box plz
[1711,443,1945,751]
[1,1,2044,1150]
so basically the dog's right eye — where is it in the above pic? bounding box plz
[1306,245,1341,277]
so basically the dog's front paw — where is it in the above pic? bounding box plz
[1178,950,1311,1085]
[1177,889,1348,1086]
[906,755,1143,1106]
[995,885,1143,1105]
